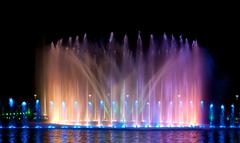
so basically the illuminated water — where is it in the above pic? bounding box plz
[0,129,239,142]
[39,33,206,127]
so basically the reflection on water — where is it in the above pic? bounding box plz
[0,129,239,143]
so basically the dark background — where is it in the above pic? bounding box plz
[0,3,239,108]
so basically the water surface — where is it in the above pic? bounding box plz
[0,129,239,142]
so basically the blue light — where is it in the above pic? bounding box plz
[135,100,138,104]
[221,105,224,109]
[230,125,235,128]
[210,104,213,108]
[100,100,103,104]
[219,125,226,128]
[74,125,81,128]
[8,125,16,129]
[61,125,68,129]
[35,125,42,128]
[9,98,14,107]
[231,104,234,108]
[200,100,204,104]
[73,125,80,128]
[36,100,39,104]
[21,101,27,106]
[47,125,55,128]
[22,125,29,128]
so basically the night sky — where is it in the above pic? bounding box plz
[1,4,239,107]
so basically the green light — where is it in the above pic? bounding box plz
[27,108,31,115]
[13,113,15,115]
[9,113,12,115]
[6,113,8,116]
[2,113,4,116]
[20,112,22,115]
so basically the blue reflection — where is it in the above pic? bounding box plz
[61,129,68,142]
[0,130,2,143]
[20,129,28,143]
[208,131,214,143]
[0,129,238,143]
[35,130,41,143]
[8,129,16,143]
[218,130,225,143]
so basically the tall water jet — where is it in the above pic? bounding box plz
[8,98,15,128]
[200,100,204,126]
[34,99,41,128]
[230,104,235,127]
[209,104,214,127]
[38,33,206,127]
[220,105,225,127]
[21,101,28,128]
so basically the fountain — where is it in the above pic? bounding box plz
[21,101,28,128]
[230,104,235,128]
[38,33,206,128]
[220,105,225,128]
[8,98,15,128]
[209,104,214,127]
[34,99,42,128]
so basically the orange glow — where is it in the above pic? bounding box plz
[38,34,204,126]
